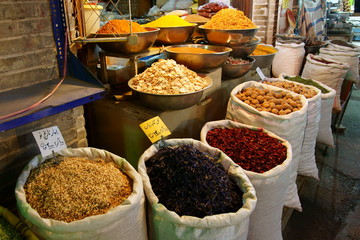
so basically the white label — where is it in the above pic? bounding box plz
[256,67,266,81]
[32,126,67,157]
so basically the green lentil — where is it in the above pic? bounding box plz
[0,216,23,240]
[284,76,329,94]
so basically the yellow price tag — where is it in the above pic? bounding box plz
[140,116,171,143]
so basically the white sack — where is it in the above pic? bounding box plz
[319,47,360,84]
[226,81,308,211]
[301,54,349,111]
[15,147,147,240]
[326,41,360,52]
[200,120,292,240]
[280,73,336,147]
[264,77,321,179]
[138,138,257,240]
[272,41,305,78]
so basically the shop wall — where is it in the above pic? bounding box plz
[252,0,279,44]
[0,1,88,210]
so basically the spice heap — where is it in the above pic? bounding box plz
[0,217,22,240]
[146,145,244,218]
[225,56,250,65]
[130,59,208,94]
[97,19,146,34]
[262,80,318,99]
[206,128,287,173]
[235,87,303,115]
[197,2,229,18]
[330,39,356,49]
[202,8,257,29]
[250,44,277,56]
[284,76,329,94]
[142,15,194,28]
[25,156,132,223]
[183,14,210,23]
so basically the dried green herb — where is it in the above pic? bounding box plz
[0,216,23,240]
[146,145,244,218]
[284,76,329,94]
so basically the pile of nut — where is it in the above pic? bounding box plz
[130,59,209,95]
[235,87,303,115]
[262,80,318,99]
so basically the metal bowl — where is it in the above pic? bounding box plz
[128,76,213,110]
[230,37,260,58]
[198,26,259,46]
[250,45,278,70]
[222,57,255,80]
[94,27,160,54]
[275,33,306,44]
[156,25,196,45]
[164,44,232,72]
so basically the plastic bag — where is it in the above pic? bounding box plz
[226,81,308,211]
[15,147,147,240]
[161,0,194,12]
[200,120,292,240]
[138,138,257,240]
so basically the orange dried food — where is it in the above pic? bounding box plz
[250,44,277,56]
[202,8,257,30]
[97,19,146,34]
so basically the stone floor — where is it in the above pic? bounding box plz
[283,86,360,239]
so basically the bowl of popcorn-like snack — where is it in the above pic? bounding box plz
[128,59,213,110]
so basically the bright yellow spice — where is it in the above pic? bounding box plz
[250,45,277,56]
[202,8,257,29]
[142,15,195,27]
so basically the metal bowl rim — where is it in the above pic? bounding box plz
[164,44,233,55]
[223,56,256,66]
[128,77,213,97]
[94,27,160,38]
[198,26,260,31]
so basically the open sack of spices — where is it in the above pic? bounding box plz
[200,120,292,240]
[281,74,337,147]
[138,138,257,240]
[15,147,147,240]
[302,54,349,111]
[226,81,308,211]
[261,77,321,180]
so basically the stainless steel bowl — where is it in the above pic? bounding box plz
[230,37,260,58]
[222,57,255,79]
[156,25,196,45]
[94,27,160,54]
[250,45,278,69]
[198,26,259,46]
[128,77,213,110]
[164,44,232,72]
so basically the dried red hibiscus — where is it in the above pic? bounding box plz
[206,128,287,173]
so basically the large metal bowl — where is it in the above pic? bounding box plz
[94,27,160,54]
[164,44,232,72]
[156,25,196,45]
[222,57,255,80]
[128,76,213,110]
[230,37,260,58]
[250,44,278,69]
[198,26,259,46]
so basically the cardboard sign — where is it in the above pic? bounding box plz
[32,126,67,157]
[140,116,171,143]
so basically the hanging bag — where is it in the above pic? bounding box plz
[226,81,308,211]
[15,147,147,240]
[200,120,293,240]
[138,138,257,240]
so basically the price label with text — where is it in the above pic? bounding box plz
[32,126,67,157]
[140,116,171,143]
